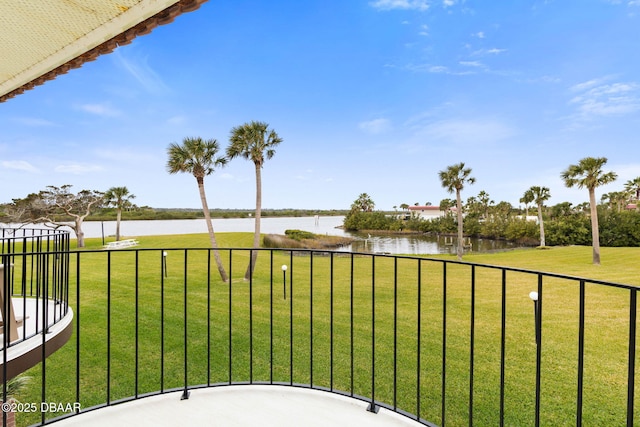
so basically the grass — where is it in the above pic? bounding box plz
[9,234,640,426]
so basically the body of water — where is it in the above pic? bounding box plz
[2,216,520,255]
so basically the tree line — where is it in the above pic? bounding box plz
[345,157,639,265]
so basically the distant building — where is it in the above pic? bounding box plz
[407,205,447,220]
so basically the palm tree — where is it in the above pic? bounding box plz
[520,189,534,217]
[601,191,630,212]
[227,121,283,280]
[167,137,229,282]
[438,162,475,260]
[104,186,135,241]
[527,186,551,247]
[351,193,375,212]
[624,177,640,204]
[561,157,617,265]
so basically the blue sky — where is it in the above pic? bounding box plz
[2,0,640,210]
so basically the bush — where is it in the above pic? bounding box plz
[504,219,539,244]
[343,211,397,231]
[284,229,316,241]
[545,216,591,246]
[599,210,640,247]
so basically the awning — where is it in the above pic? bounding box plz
[0,0,207,103]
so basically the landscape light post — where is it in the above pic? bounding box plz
[282,264,288,300]
[529,291,540,346]
[163,251,168,278]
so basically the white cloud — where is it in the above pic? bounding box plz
[10,117,56,127]
[473,31,485,38]
[459,60,483,67]
[443,0,456,6]
[569,79,640,118]
[78,103,121,117]
[54,164,104,174]
[370,0,430,11]
[427,65,449,73]
[167,115,187,125]
[473,48,507,55]
[1,160,40,173]
[413,118,516,145]
[113,48,169,94]
[359,118,392,134]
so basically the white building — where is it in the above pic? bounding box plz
[407,205,447,220]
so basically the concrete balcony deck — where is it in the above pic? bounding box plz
[0,297,73,381]
[53,385,424,427]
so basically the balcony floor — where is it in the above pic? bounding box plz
[1,297,73,381]
[53,385,424,427]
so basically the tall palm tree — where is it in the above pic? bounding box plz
[167,137,229,282]
[561,157,617,265]
[527,186,551,247]
[227,121,282,280]
[438,162,475,260]
[104,186,135,241]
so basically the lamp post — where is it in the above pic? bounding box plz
[529,291,540,346]
[282,264,288,300]
[163,251,168,278]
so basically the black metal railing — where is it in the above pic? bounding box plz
[1,228,71,347]
[3,245,639,426]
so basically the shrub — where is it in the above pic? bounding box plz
[284,229,316,241]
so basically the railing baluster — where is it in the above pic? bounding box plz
[442,262,447,427]
[368,255,379,413]
[207,250,212,386]
[416,259,422,422]
[106,250,111,405]
[394,257,398,411]
[350,253,355,397]
[310,251,314,387]
[269,251,274,384]
[181,249,189,400]
[289,251,294,385]
[330,252,335,391]
[535,274,543,427]
[249,249,254,384]
[577,280,585,427]
[135,251,139,399]
[160,250,165,393]
[76,252,81,410]
[469,265,476,427]
[228,250,233,384]
[627,288,637,427]
[500,269,506,427]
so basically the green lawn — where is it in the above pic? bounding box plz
[10,234,640,426]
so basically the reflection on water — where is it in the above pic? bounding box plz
[342,232,518,255]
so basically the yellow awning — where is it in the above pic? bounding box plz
[0,0,207,102]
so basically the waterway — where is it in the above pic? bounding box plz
[2,216,519,255]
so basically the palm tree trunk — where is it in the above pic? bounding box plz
[198,178,228,282]
[245,163,262,280]
[456,189,463,261]
[537,203,545,247]
[589,188,601,265]
[116,208,122,241]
